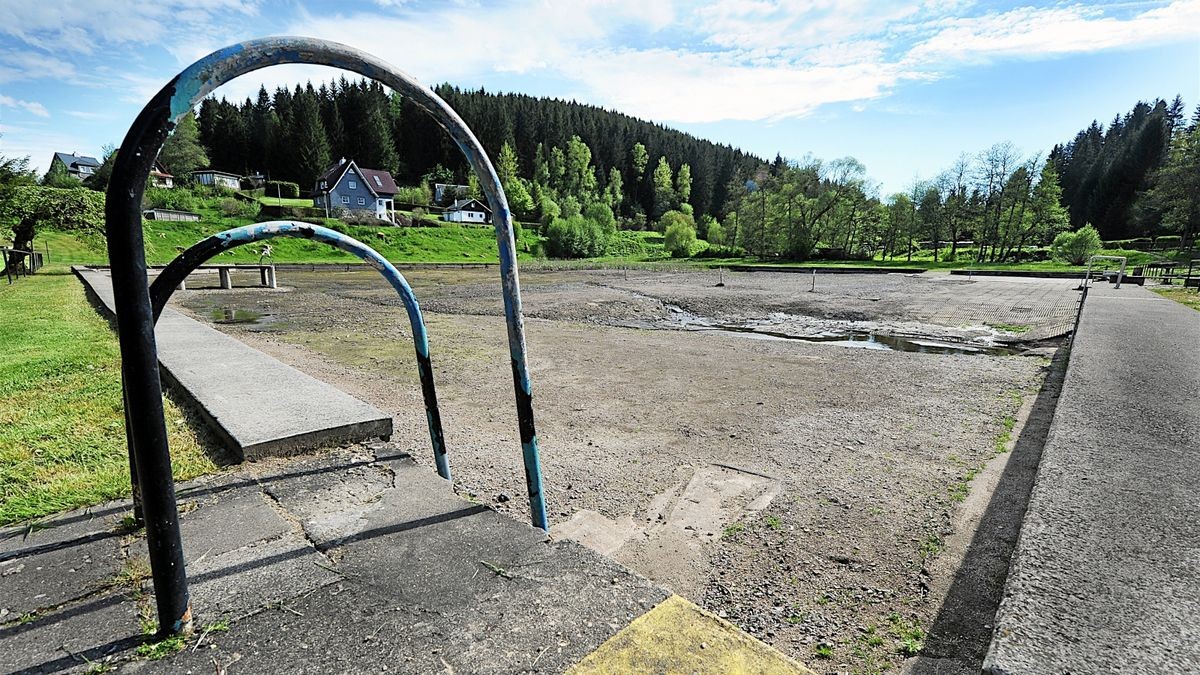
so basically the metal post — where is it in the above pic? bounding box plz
[219,267,231,289]
[810,268,816,292]
[1071,283,1089,349]
[106,114,191,635]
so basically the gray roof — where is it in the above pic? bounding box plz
[54,152,100,169]
[448,198,491,213]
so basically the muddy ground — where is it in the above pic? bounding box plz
[173,267,1078,673]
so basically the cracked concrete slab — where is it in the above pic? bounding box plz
[2,446,670,673]
[0,500,133,619]
[0,590,142,675]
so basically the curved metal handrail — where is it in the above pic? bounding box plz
[105,37,545,636]
[148,222,449,480]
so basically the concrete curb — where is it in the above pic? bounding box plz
[73,266,391,460]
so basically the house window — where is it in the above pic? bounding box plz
[373,176,382,187]
[357,197,366,205]
[348,180,356,189]
[341,195,350,204]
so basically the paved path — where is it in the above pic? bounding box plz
[75,267,391,460]
[985,284,1200,673]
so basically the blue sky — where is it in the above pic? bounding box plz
[1,0,1196,195]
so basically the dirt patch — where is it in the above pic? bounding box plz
[172,268,1073,672]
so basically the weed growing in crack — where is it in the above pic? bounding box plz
[887,612,925,656]
[136,635,187,660]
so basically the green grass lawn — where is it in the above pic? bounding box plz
[37,218,545,267]
[1151,286,1200,312]
[0,269,217,525]
[257,196,315,208]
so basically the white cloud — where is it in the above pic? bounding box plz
[0,94,50,117]
[0,50,76,84]
[2,0,1195,130]
[0,1,260,54]
[906,1,1200,65]
[267,0,1197,124]
[564,48,909,122]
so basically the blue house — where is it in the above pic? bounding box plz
[313,158,397,223]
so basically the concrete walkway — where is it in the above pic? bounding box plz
[75,267,391,460]
[985,284,1200,673]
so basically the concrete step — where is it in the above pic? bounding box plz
[74,267,391,460]
[0,446,811,673]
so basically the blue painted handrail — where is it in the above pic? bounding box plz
[148,222,449,480]
[105,37,547,636]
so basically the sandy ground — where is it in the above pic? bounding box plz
[173,267,1078,672]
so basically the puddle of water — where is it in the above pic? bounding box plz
[653,304,1016,355]
[710,325,1017,356]
[210,308,267,325]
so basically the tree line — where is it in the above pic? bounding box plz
[717,97,1198,262]
[5,87,1196,264]
[194,79,761,223]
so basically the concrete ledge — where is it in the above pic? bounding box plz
[984,285,1200,673]
[74,267,391,460]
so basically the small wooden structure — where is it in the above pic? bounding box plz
[143,208,201,222]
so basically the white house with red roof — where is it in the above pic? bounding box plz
[313,158,398,223]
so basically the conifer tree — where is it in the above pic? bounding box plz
[293,88,331,188]
[159,112,209,178]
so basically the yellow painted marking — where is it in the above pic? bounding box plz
[569,595,815,674]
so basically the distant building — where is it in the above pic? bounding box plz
[50,152,101,181]
[442,198,492,225]
[434,183,470,206]
[313,158,397,223]
[149,161,175,188]
[190,169,241,190]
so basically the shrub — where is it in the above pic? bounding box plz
[143,186,199,212]
[264,180,300,199]
[605,231,646,257]
[545,215,606,258]
[704,218,724,244]
[341,210,389,226]
[582,202,617,235]
[1051,224,1102,265]
[395,183,431,206]
[664,220,698,258]
[219,197,260,219]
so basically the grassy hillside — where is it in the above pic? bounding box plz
[37,216,545,266]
